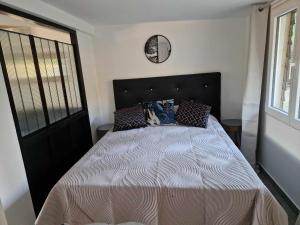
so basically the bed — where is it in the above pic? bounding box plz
[36,73,287,225]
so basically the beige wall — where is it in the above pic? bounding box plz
[94,17,250,124]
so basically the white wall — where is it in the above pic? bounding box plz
[258,114,300,209]
[0,1,100,224]
[94,17,250,124]
[0,66,35,225]
[77,31,102,142]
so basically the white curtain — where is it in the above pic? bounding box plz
[241,5,269,167]
[0,199,8,225]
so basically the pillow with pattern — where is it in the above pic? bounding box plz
[113,105,147,132]
[176,101,211,128]
[144,99,176,126]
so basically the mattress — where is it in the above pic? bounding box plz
[36,116,288,225]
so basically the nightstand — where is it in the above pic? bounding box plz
[96,124,113,141]
[221,119,242,148]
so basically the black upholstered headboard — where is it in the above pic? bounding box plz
[113,72,221,120]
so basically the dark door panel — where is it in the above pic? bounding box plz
[20,111,92,214]
[22,134,55,214]
[70,115,93,160]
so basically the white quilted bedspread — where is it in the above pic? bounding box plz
[36,116,287,225]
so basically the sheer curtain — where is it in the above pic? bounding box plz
[241,4,269,167]
[0,199,8,225]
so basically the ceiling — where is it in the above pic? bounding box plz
[41,0,268,26]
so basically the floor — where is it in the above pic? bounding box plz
[258,169,299,225]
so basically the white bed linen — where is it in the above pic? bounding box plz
[36,116,287,225]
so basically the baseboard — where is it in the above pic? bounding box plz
[258,163,300,211]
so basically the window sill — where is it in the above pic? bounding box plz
[291,118,300,130]
[265,107,300,131]
[265,106,289,124]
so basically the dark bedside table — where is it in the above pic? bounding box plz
[221,119,242,148]
[96,124,113,141]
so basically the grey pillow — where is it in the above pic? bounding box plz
[113,105,147,132]
[176,101,211,128]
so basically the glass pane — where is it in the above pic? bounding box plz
[0,31,46,136]
[271,9,297,113]
[58,42,82,114]
[297,76,300,120]
[34,37,67,123]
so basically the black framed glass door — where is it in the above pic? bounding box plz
[0,4,93,215]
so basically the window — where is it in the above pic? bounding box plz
[0,28,83,136]
[58,42,82,114]
[266,0,300,129]
[34,37,67,123]
[297,76,300,120]
[0,31,46,136]
[271,9,297,113]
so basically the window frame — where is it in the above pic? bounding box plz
[0,4,88,139]
[265,0,300,130]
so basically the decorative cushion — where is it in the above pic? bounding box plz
[143,99,176,125]
[113,105,147,132]
[176,101,211,128]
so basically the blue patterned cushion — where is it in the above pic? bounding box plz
[144,99,176,125]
